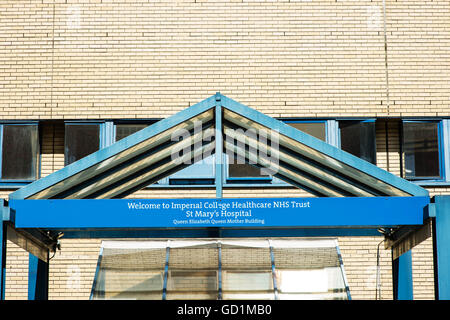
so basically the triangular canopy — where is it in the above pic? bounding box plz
[9,93,428,200]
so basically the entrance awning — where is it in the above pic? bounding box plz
[0,93,434,301]
[8,93,428,200]
[91,238,351,300]
[1,93,432,259]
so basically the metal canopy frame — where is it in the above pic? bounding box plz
[1,93,447,300]
[7,93,428,201]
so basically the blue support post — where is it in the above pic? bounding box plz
[215,92,223,198]
[217,241,222,300]
[0,215,6,300]
[162,245,170,300]
[268,240,279,300]
[28,253,49,300]
[90,247,104,300]
[432,195,450,300]
[392,250,413,300]
[1,199,8,300]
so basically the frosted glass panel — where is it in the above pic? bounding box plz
[91,239,350,300]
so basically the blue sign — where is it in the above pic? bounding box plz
[10,196,429,229]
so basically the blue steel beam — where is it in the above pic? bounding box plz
[392,250,413,300]
[217,241,222,300]
[1,199,9,300]
[28,253,49,300]
[433,195,450,300]
[90,246,104,300]
[336,244,352,300]
[52,228,384,239]
[10,197,429,229]
[215,92,223,198]
[268,241,279,300]
[162,245,170,300]
[0,211,5,300]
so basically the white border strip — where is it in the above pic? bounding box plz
[101,238,338,250]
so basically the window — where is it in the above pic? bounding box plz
[115,124,148,142]
[65,123,101,166]
[402,121,442,180]
[286,121,326,141]
[0,124,39,181]
[167,122,215,185]
[339,120,376,164]
[226,121,327,183]
[168,154,215,185]
[113,122,214,185]
[112,119,331,186]
[228,163,268,179]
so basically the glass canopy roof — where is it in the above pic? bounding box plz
[91,238,350,300]
[223,108,411,197]
[9,93,428,200]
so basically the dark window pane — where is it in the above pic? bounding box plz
[65,124,100,166]
[339,121,376,164]
[115,124,148,142]
[2,125,39,180]
[403,122,440,179]
[288,122,326,141]
[228,122,326,179]
[229,162,267,178]
[228,137,270,179]
[116,123,170,185]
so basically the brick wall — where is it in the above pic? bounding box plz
[40,121,65,177]
[411,237,435,299]
[1,0,449,119]
[7,234,433,300]
[386,0,450,116]
[375,119,402,176]
[4,242,28,300]
[337,237,393,300]
[1,0,448,300]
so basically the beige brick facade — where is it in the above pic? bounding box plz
[3,234,437,300]
[1,0,449,119]
[1,0,449,300]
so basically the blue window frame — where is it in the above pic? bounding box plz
[402,120,445,182]
[0,122,40,187]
